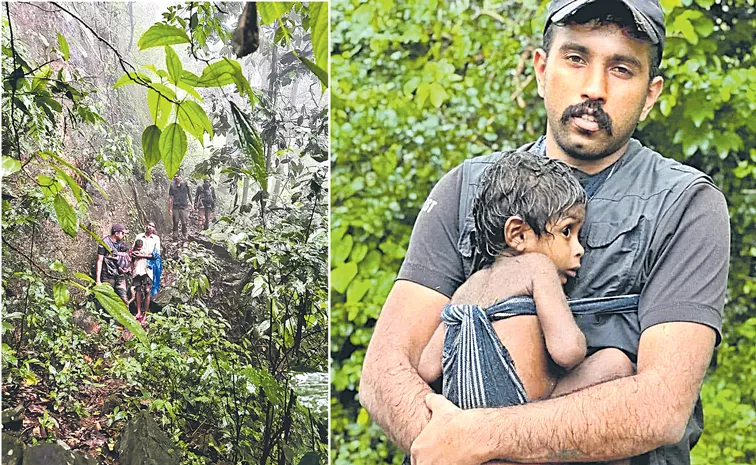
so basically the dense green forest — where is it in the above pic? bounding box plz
[2,2,328,464]
[331,0,756,463]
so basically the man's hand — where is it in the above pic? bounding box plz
[410,394,480,465]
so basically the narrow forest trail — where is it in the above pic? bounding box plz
[2,2,329,463]
[4,223,251,463]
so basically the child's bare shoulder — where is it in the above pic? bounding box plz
[451,255,540,307]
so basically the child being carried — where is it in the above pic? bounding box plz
[418,150,635,406]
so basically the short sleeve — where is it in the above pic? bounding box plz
[397,165,466,298]
[638,183,729,344]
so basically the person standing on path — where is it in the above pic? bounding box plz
[168,174,192,241]
[194,178,217,230]
[133,220,161,318]
[95,223,129,305]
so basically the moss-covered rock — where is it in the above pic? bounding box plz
[1,433,23,465]
[116,410,180,465]
[21,443,95,465]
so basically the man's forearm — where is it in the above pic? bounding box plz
[470,370,688,463]
[412,323,714,465]
[361,347,434,452]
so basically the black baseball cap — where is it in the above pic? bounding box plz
[111,223,129,234]
[545,0,665,50]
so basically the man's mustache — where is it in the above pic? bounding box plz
[560,100,613,135]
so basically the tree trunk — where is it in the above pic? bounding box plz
[266,41,278,206]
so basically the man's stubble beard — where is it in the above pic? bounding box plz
[550,121,634,161]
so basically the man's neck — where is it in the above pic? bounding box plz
[543,133,629,175]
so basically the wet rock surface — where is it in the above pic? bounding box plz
[21,443,95,465]
[1,433,23,465]
[116,410,181,465]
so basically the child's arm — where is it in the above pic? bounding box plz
[417,324,445,383]
[524,254,586,370]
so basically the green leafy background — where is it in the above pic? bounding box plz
[330,0,756,463]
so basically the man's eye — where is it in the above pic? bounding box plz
[613,66,633,77]
[566,55,585,65]
[562,226,572,237]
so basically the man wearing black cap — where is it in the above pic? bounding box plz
[96,223,130,304]
[360,1,729,464]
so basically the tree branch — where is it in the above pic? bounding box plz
[6,2,21,159]
[49,2,180,105]
[1,238,58,281]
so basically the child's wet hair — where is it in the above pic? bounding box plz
[472,150,586,270]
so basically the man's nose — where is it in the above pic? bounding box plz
[580,65,607,103]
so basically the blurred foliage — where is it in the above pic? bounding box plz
[330,0,756,463]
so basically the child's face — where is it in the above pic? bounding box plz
[521,205,586,285]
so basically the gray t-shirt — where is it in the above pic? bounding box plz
[398,151,728,340]
[169,181,191,208]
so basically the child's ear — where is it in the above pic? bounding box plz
[504,216,530,253]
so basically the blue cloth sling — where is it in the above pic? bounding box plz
[442,295,640,409]
[149,250,163,297]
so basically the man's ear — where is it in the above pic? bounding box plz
[504,216,530,252]
[640,75,664,121]
[533,48,548,98]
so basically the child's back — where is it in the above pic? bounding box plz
[418,150,588,400]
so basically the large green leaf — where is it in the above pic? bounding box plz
[38,174,62,196]
[73,272,94,283]
[159,123,187,179]
[180,70,201,86]
[177,100,213,144]
[53,194,78,237]
[346,278,371,304]
[192,58,252,97]
[176,79,202,101]
[44,151,107,198]
[257,2,295,25]
[1,156,22,177]
[165,46,183,85]
[332,262,358,294]
[57,33,70,60]
[298,56,328,89]
[194,59,239,87]
[309,2,328,77]
[92,284,148,345]
[53,282,70,307]
[142,125,162,172]
[147,87,174,128]
[114,72,151,89]
[230,102,266,189]
[52,166,83,202]
[137,23,190,50]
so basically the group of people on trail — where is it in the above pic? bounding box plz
[93,174,215,324]
[168,174,216,241]
[96,221,162,324]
